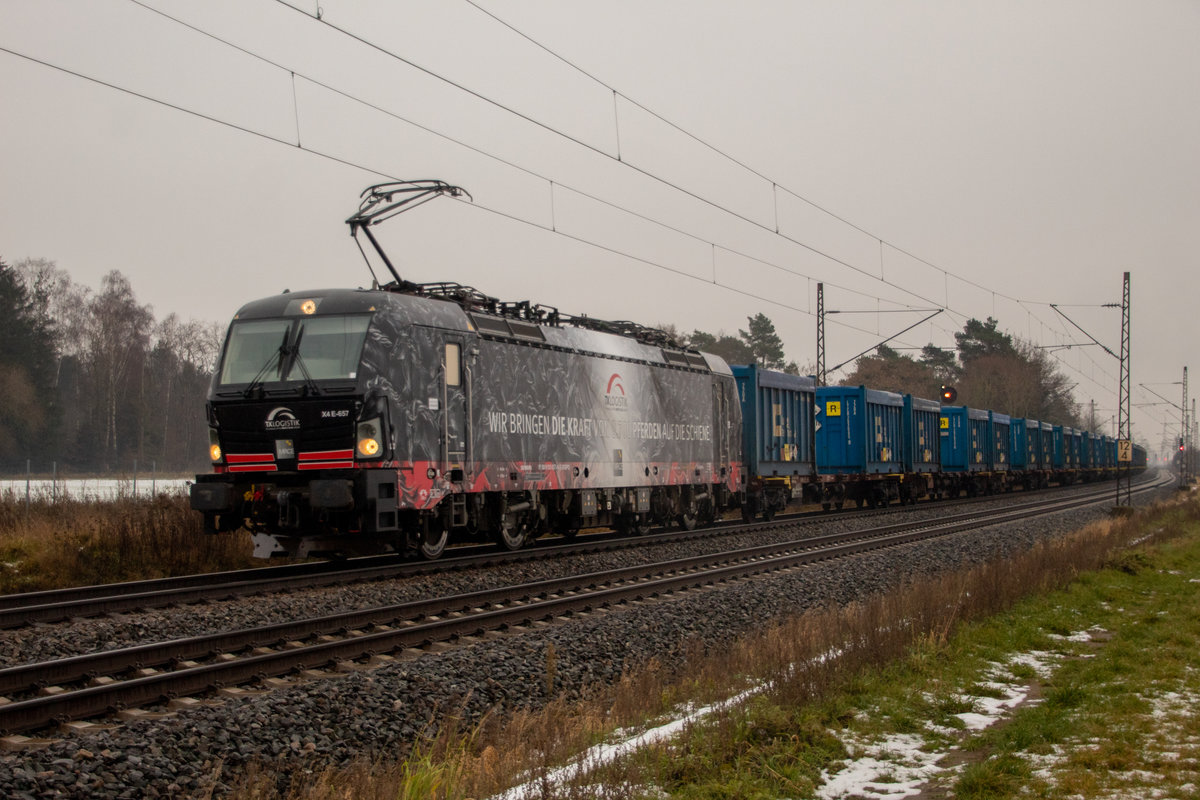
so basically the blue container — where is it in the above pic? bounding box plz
[1037,421,1055,468]
[904,394,941,473]
[816,385,904,475]
[1012,419,1032,470]
[732,365,815,479]
[1067,428,1082,468]
[1052,426,1066,470]
[940,406,989,473]
[990,412,1011,471]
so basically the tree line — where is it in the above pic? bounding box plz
[1,257,221,473]
[840,316,1082,427]
[667,313,801,374]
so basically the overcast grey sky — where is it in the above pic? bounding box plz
[2,0,1196,452]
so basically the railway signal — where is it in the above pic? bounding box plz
[940,385,958,403]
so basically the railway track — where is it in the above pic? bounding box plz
[0,474,1166,737]
[0,477,1153,630]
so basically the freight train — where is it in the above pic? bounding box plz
[734,364,1143,519]
[189,181,1145,559]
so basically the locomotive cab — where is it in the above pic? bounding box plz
[190,287,465,558]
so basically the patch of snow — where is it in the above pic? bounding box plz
[815,734,943,800]
[489,686,763,800]
[488,630,1097,800]
[1047,625,1109,644]
[819,644,1068,796]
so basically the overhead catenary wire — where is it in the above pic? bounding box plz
[7,2,1136,416]
[0,34,1120,401]
[457,0,1092,316]
[273,0,1030,319]
[450,0,1136,394]
[119,0,942,322]
[282,0,1127,396]
[0,44,901,347]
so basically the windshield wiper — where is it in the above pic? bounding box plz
[287,327,322,396]
[242,327,290,399]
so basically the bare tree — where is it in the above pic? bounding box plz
[85,271,153,466]
[144,314,222,468]
[841,345,941,399]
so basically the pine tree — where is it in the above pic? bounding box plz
[739,313,786,369]
[0,258,57,465]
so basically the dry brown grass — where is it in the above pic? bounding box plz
[0,493,257,593]
[225,496,1196,800]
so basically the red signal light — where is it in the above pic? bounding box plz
[940,385,957,403]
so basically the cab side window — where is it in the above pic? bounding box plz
[445,343,461,386]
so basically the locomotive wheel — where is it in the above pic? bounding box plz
[821,502,831,512]
[495,523,527,551]
[677,512,697,531]
[418,523,449,560]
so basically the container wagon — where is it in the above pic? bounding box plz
[815,385,905,508]
[733,365,817,520]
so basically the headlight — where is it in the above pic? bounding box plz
[357,418,382,458]
[209,428,223,462]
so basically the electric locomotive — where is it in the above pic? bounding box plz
[190,182,742,558]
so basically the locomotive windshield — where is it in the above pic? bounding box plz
[218,315,371,386]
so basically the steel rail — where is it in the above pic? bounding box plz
[0,476,1165,736]
[0,489,1096,696]
[0,475,1156,629]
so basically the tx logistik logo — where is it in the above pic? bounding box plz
[265,406,301,431]
[604,373,629,410]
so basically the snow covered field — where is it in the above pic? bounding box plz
[0,478,190,501]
